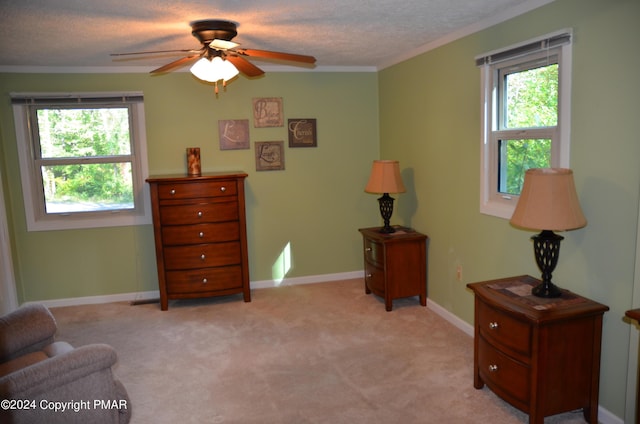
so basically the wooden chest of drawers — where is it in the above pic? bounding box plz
[359,226,428,311]
[467,275,609,424]
[147,172,250,310]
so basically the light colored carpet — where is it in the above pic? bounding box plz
[51,279,590,423]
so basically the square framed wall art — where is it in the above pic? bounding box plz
[288,119,317,147]
[218,119,250,150]
[252,97,284,128]
[255,141,285,171]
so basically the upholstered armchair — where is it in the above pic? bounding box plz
[0,304,131,424]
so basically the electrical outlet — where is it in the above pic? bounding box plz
[456,265,463,282]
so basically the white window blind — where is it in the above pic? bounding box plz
[475,31,571,66]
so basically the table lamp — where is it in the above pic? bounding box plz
[365,160,406,233]
[510,168,587,298]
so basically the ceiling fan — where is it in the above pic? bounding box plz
[111,19,316,91]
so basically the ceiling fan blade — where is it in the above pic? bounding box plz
[111,49,201,57]
[151,54,202,74]
[235,48,316,64]
[226,55,265,77]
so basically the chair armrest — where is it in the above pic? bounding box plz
[0,304,57,362]
[0,344,118,399]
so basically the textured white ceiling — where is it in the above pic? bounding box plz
[0,0,554,72]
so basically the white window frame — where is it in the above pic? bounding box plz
[11,92,151,231]
[478,30,573,219]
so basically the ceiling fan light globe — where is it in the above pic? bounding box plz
[190,57,218,82]
[190,57,239,83]
[220,58,240,81]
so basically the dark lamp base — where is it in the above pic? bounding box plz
[377,193,396,234]
[530,230,565,298]
[379,225,396,234]
[531,281,562,298]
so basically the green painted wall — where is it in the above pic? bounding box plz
[0,71,380,301]
[379,0,639,419]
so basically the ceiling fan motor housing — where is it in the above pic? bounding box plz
[191,20,238,44]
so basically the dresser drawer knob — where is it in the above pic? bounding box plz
[202,278,208,284]
[200,254,206,261]
[488,364,499,372]
[199,232,204,238]
[365,247,372,252]
[197,211,203,218]
[170,189,176,195]
[220,186,226,192]
[366,273,372,279]
[489,322,499,330]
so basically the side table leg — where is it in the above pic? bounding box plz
[385,297,392,312]
[582,404,597,423]
[529,412,544,424]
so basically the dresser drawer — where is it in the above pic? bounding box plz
[477,298,532,359]
[478,335,530,408]
[157,180,237,200]
[364,238,383,267]
[162,222,240,245]
[163,242,241,270]
[166,266,243,294]
[160,201,239,225]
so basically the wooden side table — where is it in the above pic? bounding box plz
[358,226,428,311]
[468,275,609,424]
[626,308,640,424]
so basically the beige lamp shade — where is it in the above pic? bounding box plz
[510,168,587,231]
[364,160,406,194]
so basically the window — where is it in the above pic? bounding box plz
[11,92,151,231]
[478,30,572,219]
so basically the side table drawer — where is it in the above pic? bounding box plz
[166,266,243,294]
[477,299,532,359]
[364,262,385,294]
[363,238,383,267]
[478,335,530,408]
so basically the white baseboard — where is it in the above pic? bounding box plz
[427,298,474,337]
[24,290,161,309]
[250,270,364,289]
[596,407,624,424]
[25,270,365,309]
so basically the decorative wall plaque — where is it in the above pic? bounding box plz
[218,119,250,150]
[288,119,317,147]
[255,141,285,171]
[252,97,284,127]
